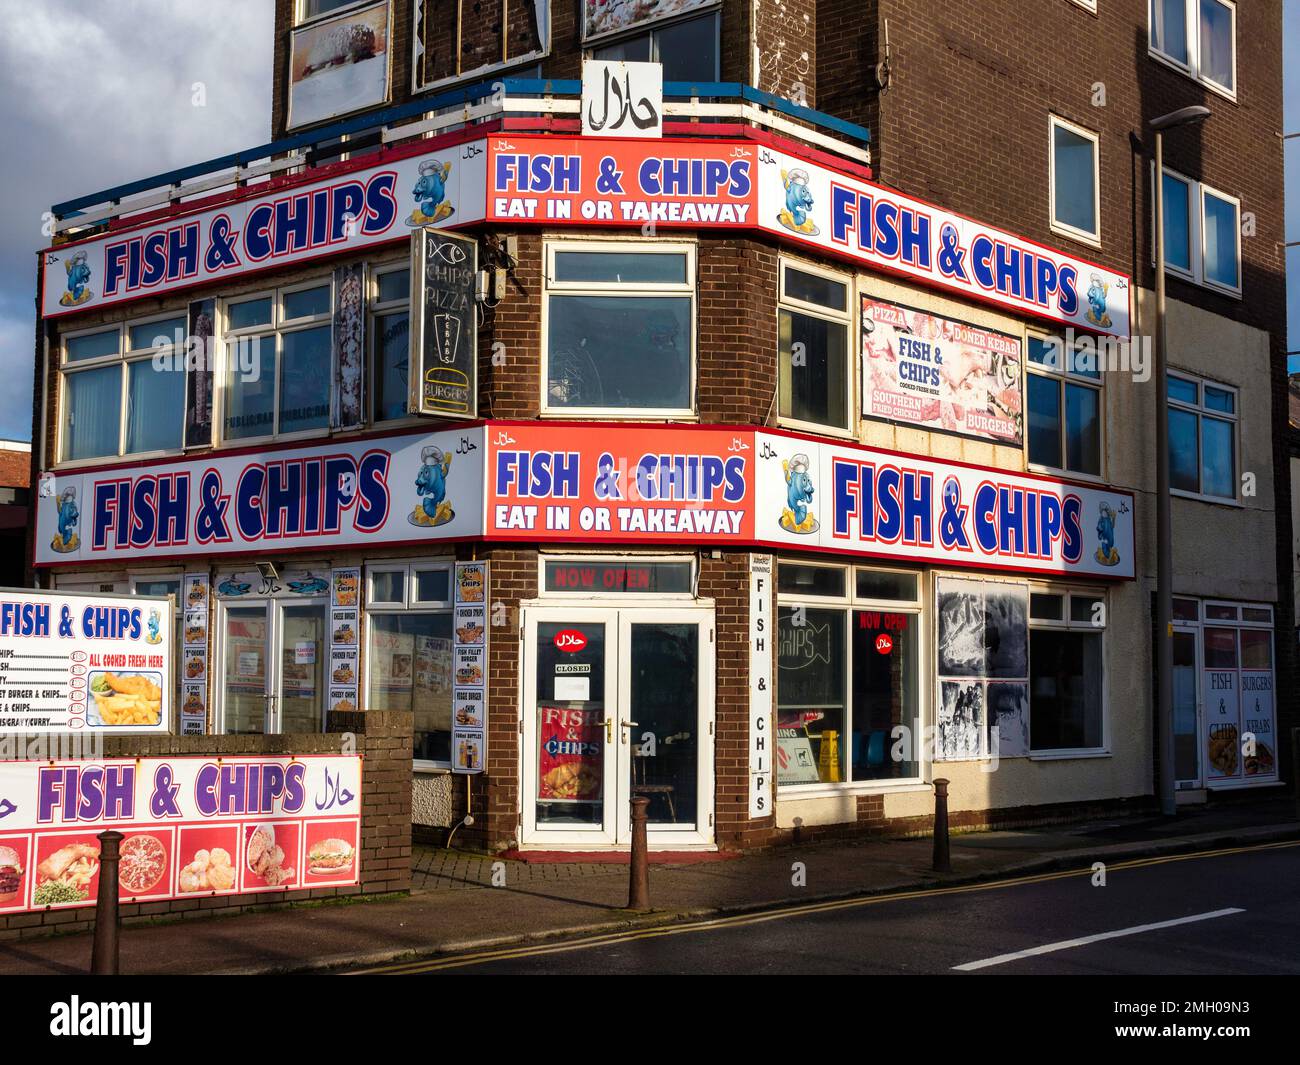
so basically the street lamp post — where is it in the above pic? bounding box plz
[1150,105,1210,818]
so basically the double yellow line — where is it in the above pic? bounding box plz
[346,838,1299,975]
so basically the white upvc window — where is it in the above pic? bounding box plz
[777,259,852,434]
[369,261,413,424]
[220,278,334,444]
[1149,0,1237,98]
[1027,586,1108,756]
[59,312,188,464]
[1026,334,1104,479]
[1156,167,1242,296]
[542,240,696,417]
[295,0,366,25]
[1167,370,1238,501]
[1049,115,1101,246]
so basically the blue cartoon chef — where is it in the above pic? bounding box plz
[412,444,454,527]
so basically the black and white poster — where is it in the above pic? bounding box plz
[936,577,1030,760]
[332,263,365,430]
[409,228,478,418]
[183,298,215,448]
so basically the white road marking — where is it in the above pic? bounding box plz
[952,908,1246,971]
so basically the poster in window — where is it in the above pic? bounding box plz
[537,705,604,801]
[987,682,1029,757]
[409,228,478,418]
[332,264,365,430]
[450,561,488,774]
[1240,672,1277,781]
[183,299,215,448]
[288,0,392,130]
[938,681,983,761]
[1204,668,1240,780]
[937,578,988,677]
[582,0,716,41]
[860,297,1023,444]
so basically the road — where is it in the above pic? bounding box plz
[351,840,1300,975]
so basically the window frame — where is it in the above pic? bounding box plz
[368,259,418,426]
[1027,584,1110,758]
[776,257,855,437]
[775,561,927,793]
[1048,114,1102,247]
[540,238,698,419]
[294,0,371,26]
[217,276,335,447]
[1167,369,1240,503]
[536,552,697,601]
[1153,164,1243,297]
[584,9,722,82]
[58,313,189,466]
[1148,0,1238,101]
[363,560,455,770]
[1025,333,1106,481]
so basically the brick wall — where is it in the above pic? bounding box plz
[0,711,411,940]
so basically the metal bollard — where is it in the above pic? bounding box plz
[931,779,951,873]
[627,796,651,910]
[90,830,123,975]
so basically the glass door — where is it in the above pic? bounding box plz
[278,601,328,732]
[617,611,712,844]
[1172,628,1201,788]
[522,607,714,848]
[222,603,270,734]
[524,610,619,846]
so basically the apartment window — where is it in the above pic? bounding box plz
[1029,588,1106,753]
[60,315,187,462]
[778,262,851,431]
[222,281,333,442]
[1168,371,1237,499]
[776,563,922,786]
[544,242,695,415]
[1026,336,1102,476]
[297,0,360,22]
[370,264,411,423]
[365,562,454,765]
[1150,0,1236,96]
[590,12,719,84]
[1049,116,1100,244]
[1158,168,1241,294]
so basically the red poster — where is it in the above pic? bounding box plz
[537,706,604,802]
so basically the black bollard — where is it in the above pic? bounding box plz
[932,778,951,873]
[90,830,123,975]
[627,796,651,910]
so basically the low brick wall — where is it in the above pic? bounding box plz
[0,711,413,941]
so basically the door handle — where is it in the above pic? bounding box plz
[605,717,614,743]
[620,720,638,744]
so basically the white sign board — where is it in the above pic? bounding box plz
[0,589,173,734]
[748,554,773,819]
[581,60,663,138]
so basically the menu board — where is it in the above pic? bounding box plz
[410,228,478,418]
[180,573,209,734]
[451,562,488,773]
[329,568,361,716]
[0,589,173,734]
[0,755,360,916]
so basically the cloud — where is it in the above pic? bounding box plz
[0,0,272,442]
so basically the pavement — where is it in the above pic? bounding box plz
[0,797,1295,976]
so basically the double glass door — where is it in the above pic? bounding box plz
[522,608,714,847]
[220,599,329,734]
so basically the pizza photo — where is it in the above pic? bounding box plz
[119,833,168,896]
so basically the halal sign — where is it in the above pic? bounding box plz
[554,629,588,653]
[875,634,893,655]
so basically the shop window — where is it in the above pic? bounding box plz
[370,264,411,423]
[1168,371,1237,499]
[1028,588,1106,753]
[365,562,454,765]
[221,281,333,443]
[1149,0,1236,97]
[542,558,694,595]
[59,316,187,462]
[1049,116,1100,244]
[1156,168,1241,295]
[1027,336,1102,476]
[589,11,720,84]
[776,564,922,786]
[543,242,695,416]
[778,262,851,432]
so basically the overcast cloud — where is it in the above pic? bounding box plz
[0,0,272,442]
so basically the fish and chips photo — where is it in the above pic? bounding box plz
[89,671,163,726]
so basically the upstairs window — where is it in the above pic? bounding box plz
[543,242,695,416]
[1026,336,1102,477]
[1158,168,1242,295]
[1150,0,1236,96]
[1168,372,1237,500]
[589,11,720,84]
[370,264,411,423]
[1049,116,1100,245]
[778,262,851,432]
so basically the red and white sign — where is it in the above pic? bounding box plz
[0,754,361,916]
[875,634,893,655]
[553,629,588,653]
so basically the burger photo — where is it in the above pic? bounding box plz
[0,846,23,904]
[307,837,355,876]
